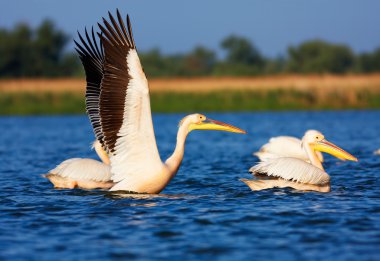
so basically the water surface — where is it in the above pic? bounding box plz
[0,111,379,260]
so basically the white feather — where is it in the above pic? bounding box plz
[255,136,324,162]
[249,157,330,185]
[109,50,163,191]
[49,158,111,182]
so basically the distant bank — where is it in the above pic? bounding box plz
[1,75,380,114]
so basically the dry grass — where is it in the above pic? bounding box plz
[1,74,380,114]
[0,79,86,94]
[1,74,380,94]
[150,74,380,93]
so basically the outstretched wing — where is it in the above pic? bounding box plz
[249,157,330,185]
[74,28,105,147]
[97,10,162,188]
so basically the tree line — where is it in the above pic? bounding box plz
[1,19,380,78]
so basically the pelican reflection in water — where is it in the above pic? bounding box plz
[44,10,246,193]
[242,130,358,192]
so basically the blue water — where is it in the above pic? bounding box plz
[0,111,379,260]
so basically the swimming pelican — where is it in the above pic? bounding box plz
[242,130,357,191]
[254,133,324,163]
[44,10,246,193]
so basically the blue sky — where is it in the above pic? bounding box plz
[1,0,379,57]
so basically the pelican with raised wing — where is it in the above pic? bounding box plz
[242,130,357,191]
[254,133,324,163]
[44,10,246,193]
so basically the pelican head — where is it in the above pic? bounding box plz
[179,113,246,134]
[92,140,110,165]
[302,130,358,161]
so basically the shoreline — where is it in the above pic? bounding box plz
[1,75,380,114]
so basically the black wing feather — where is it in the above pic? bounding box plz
[74,27,105,148]
[97,9,137,153]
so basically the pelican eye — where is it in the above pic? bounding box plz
[315,135,323,141]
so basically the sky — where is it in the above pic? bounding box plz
[1,0,380,58]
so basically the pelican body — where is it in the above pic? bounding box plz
[45,10,246,193]
[254,134,323,163]
[243,130,357,191]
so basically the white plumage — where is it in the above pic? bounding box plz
[244,130,357,191]
[107,49,163,191]
[49,158,111,182]
[255,135,324,162]
[249,157,330,185]
[44,10,246,193]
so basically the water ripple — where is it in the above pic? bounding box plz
[0,112,380,260]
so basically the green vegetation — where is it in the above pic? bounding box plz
[287,41,355,74]
[0,21,81,78]
[1,20,380,79]
[0,92,85,115]
[152,90,380,112]
[1,90,380,115]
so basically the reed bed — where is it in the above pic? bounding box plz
[1,75,380,114]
